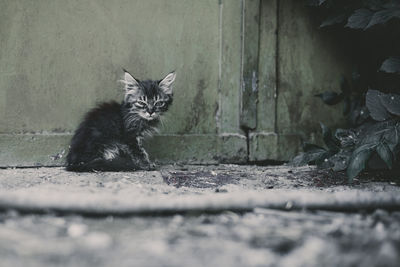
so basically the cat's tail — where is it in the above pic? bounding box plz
[66,158,137,172]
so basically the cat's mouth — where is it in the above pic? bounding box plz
[139,112,159,121]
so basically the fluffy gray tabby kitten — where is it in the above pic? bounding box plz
[66,69,176,172]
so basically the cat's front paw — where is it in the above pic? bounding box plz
[146,162,157,171]
[136,161,156,171]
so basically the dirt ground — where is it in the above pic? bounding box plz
[0,164,399,267]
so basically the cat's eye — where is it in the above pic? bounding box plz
[155,101,165,108]
[134,101,146,108]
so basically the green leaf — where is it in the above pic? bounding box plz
[366,0,387,11]
[360,126,386,146]
[380,92,400,116]
[349,100,370,126]
[314,91,344,105]
[308,149,329,163]
[353,143,377,154]
[330,151,351,172]
[320,13,347,27]
[380,57,400,74]
[303,143,325,152]
[366,89,391,121]
[347,144,375,182]
[376,142,393,169]
[382,125,399,154]
[346,9,373,29]
[320,123,340,152]
[291,145,328,167]
[291,153,308,166]
[366,8,400,29]
[335,128,357,147]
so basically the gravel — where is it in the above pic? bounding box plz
[0,164,399,266]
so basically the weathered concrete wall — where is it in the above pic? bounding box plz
[0,0,219,134]
[0,0,350,166]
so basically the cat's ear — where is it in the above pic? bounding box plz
[159,71,176,95]
[122,69,140,95]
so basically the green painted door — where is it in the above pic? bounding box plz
[248,0,349,162]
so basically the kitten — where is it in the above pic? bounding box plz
[66,69,175,172]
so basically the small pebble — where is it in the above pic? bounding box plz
[285,201,293,210]
[215,188,228,193]
[67,223,88,238]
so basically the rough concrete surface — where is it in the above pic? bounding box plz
[1,0,353,165]
[0,164,399,267]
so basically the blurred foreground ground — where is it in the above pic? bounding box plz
[0,165,399,267]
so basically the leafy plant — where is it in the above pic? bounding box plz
[308,0,400,30]
[293,98,400,181]
[292,0,400,181]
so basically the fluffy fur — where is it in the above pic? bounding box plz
[66,70,175,172]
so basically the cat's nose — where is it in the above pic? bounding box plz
[147,106,155,116]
